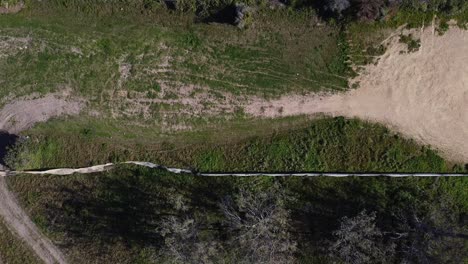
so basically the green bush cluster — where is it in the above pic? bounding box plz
[401,0,467,13]
[9,117,464,173]
[31,0,468,20]
[399,33,421,52]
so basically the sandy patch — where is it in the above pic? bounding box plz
[0,1,24,14]
[246,26,468,162]
[0,92,85,133]
[108,82,242,123]
[0,35,31,58]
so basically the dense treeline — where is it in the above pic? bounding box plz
[29,0,468,21]
[8,166,468,263]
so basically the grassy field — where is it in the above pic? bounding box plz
[0,217,40,264]
[0,2,356,152]
[7,165,468,263]
[7,116,466,173]
[0,4,348,102]
[1,2,467,262]
[2,2,467,173]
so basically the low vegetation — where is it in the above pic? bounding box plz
[399,33,421,52]
[1,2,467,262]
[7,117,466,172]
[2,0,466,172]
[7,165,468,263]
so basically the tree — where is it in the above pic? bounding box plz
[354,0,385,21]
[396,195,468,264]
[219,185,297,264]
[325,0,351,17]
[329,210,396,264]
[158,215,223,264]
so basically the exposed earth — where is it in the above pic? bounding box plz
[0,91,84,134]
[0,26,466,163]
[246,26,468,162]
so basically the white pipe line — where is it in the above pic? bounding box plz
[0,161,466,177]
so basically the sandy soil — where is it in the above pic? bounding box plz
[0,2,24,14]
[246,26,468,162]
[0,176,67,264]
[0,92,84,134]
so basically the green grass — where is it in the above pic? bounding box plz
[0,4,353,147]
[2,4,467,173]
[8,116,465,173]
[0,5,349,102]
[0,217,40,264]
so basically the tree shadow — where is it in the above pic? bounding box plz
[201,4,238,25]
[0,131,17,166]
[163,0,176,11]
[44,172,168,247]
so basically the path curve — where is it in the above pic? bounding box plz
[0,177,67,264]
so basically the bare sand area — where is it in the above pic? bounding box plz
[0,92,84,134]
[246,26,468,162]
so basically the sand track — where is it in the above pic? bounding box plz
[247,26,468,162]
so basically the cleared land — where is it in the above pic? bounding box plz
[0,91,83,133]
[247,26,468,162]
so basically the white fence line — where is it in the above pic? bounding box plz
[0,161,466,177]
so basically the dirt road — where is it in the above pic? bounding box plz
[247,26,468,162]
[0,176,67,264]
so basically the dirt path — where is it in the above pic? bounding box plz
[0,176,67,264]
[0,92,84,134]
[246,26,468,162]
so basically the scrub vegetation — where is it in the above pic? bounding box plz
[7,117,466,172]
[7,165,468,263]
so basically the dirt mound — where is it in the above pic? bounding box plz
[246,26,468,162]
[0,92,84,134]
